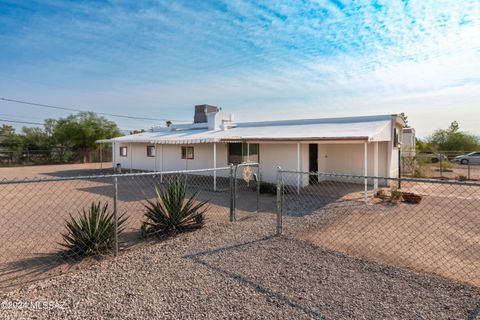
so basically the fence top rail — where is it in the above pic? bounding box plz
[0,166,233,185]
[278,169,480,187]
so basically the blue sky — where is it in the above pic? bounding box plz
[0,0,479,137]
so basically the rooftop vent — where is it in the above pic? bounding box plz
[194,104,219,123]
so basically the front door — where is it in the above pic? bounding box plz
[309,144,318,184]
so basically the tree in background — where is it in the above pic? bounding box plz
[425,121,479,152]
[0,125,23,154]
[22,127,51,151]
[0,112,121,165]
[399,112,409,128]
[49,112,121,163]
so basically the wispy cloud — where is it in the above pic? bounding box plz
[0,0,478,136]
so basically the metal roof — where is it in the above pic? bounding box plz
[97,115,394,144]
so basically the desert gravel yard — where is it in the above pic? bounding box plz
[1,212,479,320]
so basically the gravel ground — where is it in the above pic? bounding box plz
[1,212,479,320]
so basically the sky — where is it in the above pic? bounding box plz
[0,0,479,137]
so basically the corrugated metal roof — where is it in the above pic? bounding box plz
[97,115,393,144]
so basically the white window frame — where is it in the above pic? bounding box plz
[181,146,194,160]
[146,145,156,157]
[119,146,128,157]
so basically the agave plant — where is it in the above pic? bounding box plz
[60,202,127,258]
[142,178,208,236]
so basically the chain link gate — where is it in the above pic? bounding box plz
[231,162,260,221]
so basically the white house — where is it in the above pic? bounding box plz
[98,105,405,188]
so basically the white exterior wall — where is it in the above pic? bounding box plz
[115,142,229,177]
[113,140,394,185]
[258,143,308,185]
[322,143,388,177]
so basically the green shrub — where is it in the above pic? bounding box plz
[142,178,208,236]
[390,189,403,203]
[60,202,127,258]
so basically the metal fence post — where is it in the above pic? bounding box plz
[276,166,283,235]
[468,164,471,180]
[256,165,260,213]
[229,164,235,222]
[113,176,119,257]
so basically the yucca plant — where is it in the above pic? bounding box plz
[142,178,208,236]
[60,202,127,258]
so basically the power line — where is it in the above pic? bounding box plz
[0,118,44,126]
[0,98,189,122]
[0,118,139,132]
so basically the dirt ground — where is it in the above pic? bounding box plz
[0,163,273,290]
[288,180,480,287]
[410,163,480,181]
[0,162,112,180]
[0,163,478,296]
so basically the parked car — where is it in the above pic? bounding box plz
[454,152,480,165]
[417,153,448,163]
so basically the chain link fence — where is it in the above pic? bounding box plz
[1,163,479,292]
[0,146,112,167]
[276,170,480,287]
[0,165,264,290]
[401,150,480,181]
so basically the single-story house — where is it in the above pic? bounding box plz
[98,105,406,189]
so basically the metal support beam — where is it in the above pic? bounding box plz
[374,141,379,190]
[129,143,133,173]
[213,142,217,191]
[364,142,368,203]
[154,143,157,172]
[161,144,164,183]
[276,166,283,235]
[113,176,118,257]
[112,142,116,171]
[297,143,301,193]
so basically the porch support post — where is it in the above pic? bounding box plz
[297,142,301,193]
[247,143,250,161]
[112,142,116,170]
[364,142,368,202]
[213,142,217,191]
[129,143,133,173]
[154,143,157,172]
[373,141,379,190]
[161,144,164,183]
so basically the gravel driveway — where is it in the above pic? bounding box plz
[1,212,479,320]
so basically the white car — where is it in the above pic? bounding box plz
[454,152,480,165]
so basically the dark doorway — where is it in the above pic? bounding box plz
[309,144,318,184]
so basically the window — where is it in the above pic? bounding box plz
[147,145,156,157]
[228,143,259,165]
[181,146,194,159]
[119,146,128,157]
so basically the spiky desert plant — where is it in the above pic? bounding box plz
[60,202,127,258]
[142,178,208,236]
